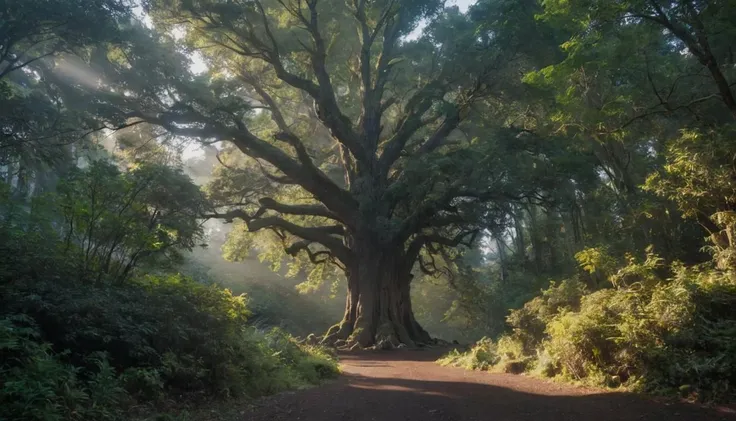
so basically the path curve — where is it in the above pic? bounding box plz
[245,349,736,421]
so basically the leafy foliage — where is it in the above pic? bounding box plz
[0,182,337,420]
[56,160,208,282]
[0,0,133,194]
[440,256,736,402]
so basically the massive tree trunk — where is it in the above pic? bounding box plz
[322,243,431,348]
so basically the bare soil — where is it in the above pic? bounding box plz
[244,348,736,421]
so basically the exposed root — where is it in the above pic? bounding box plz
[322,318,432,351]
[392,322,416,348]
[302,333,321,346]
[370,321,421,350]
[375,322,401,348]
[347,326,372,348]
[321,322,352,346]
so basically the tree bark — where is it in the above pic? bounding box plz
[322,244,431,348]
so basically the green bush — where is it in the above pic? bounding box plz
[0,316,126,421]
[440,256,736,402]
[438,335,533,374]
[0,208,339,420]
[121,367,165,400]
[438,337,499,370]
[505,278,588,355]
[2,274,339,394]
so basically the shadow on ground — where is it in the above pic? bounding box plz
[244,349,736,421]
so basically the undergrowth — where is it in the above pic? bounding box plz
[439,251,736,403]
[0,203,338,421]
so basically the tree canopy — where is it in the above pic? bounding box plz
[49,0,562,347]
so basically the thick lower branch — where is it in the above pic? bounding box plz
[204,210,350,263]
[132,111,359,224]
[258,197,343,223]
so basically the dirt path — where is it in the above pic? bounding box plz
[245,349,735,421]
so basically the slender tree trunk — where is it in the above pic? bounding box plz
[526,202,543,273]
[513,212,526,260]
[705,60,736,118]
[546,212,559,271]
[495,235,508,283]
[322,243,431,348]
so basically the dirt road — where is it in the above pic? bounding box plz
[245,349,735,421]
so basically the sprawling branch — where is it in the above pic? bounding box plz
[379,65,492,176]
[0,49,57,79]
[238,71,321,171]
[353,0,401,154]
[404,230,478,274]
[285,239,334,265]
[415,107,461,155]
[392,181,466,244]
[205,209,351,263]
[247,216,344,236]
[279,0,368,163]
[394,182,514,246]
[373,6,401,99]
[187,0,368,163]
[250,216,349,262]
[378,81,445,172]
[202,208,251,223]
[354,0,373,98]
[131,109,358,225]
[632,1,736,116]
[258,197,343,222]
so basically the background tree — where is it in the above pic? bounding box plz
[57,160,207,283]
[0,0,132,195]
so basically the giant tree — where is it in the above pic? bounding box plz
[76,0,544,347]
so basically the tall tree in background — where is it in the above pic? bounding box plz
[541,0,736,118]
[0,0,131,194]
[526,0,736,255]
[56,160,207,283]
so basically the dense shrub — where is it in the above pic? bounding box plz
[0,316,127,421]
[440,254,736,402]
[540,264,736,400]
[0,205,338,421]
[1,275,338,420]
[438,337,499,371]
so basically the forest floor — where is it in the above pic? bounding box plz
[237,348,735,421]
